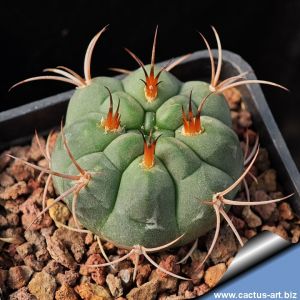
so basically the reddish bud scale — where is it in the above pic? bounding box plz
[101,88,121,132]
[143,142,156,169]
[181,95,202,136]
[144,69,159,102]
[182,112,202,135]
[102,108,120,131]
[141,133,159,169]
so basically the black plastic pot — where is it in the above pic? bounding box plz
[0,50,299,294]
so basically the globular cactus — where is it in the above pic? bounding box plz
[50,30,246,250]
[10,25,291,277]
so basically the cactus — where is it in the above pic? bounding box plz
[10,26,291,278]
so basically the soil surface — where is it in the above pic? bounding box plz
[0,88,299,299]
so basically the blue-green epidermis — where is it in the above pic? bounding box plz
[51,65,244,248]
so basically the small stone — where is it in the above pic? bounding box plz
[38,158,49,169]
[244,229,257,239]
[16,242,33,258]
[114,255,132,272]
[204,263,226,288]
[231,111,239,122]
[20,192,53,231]
[0,269,8,291]
[9,287,37,300]
[0,181,28,200]
[3,199,21,214]
[10,146,30,159]
[229,214,245,230]
[194,283,210,297]
[226,257,234,267]
[178,281,193,296]
[255,169,277,192]
[43,260,64,276]
[119,268,133,287]
[280,220,291,231]
[0,215,8,227]
[104,241,116,251]
[57,270,79,287]
[24,254,45,271]
[242,206,262,228]
[253,190,276,220]
[157,255,180,279]
[184,290,197,299]
[206,226,237,264]
[7,159,34,181]
[150,270,178,293]
[136,263,151,286]
[25,230,46,250]
[6,243,21,261]
[80,254,106,285]
[36,247,50,262]
[127,280,159,300]
[279,202,294,220]
[1,227,24,244]
[87,241,100,256]
[291,226,300,243]
[29,135,46,161]
[0,172,14,187]
[55,284,78,300]
[182,249,206,284]
[106,274,123,297]
[0,151,12,172]
[255,148,270,172]
[223,87,241,109]
[238,110,252,128]
[244,129,258,145]
[6,213,19,226]
[52,227,85,262]
[75,282,112,300]
[28,271,56,300]
[47,198,71,226]
[261,225,289,240]
[45,234,77,270]
[27,178,41,191]
[85,232,94,245]
[86,254,106,285]
[7,265,33,289]
[40,225,56,237]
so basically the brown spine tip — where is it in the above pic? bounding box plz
[100,87,121,132]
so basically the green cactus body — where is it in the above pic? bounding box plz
[51,64,244,248]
